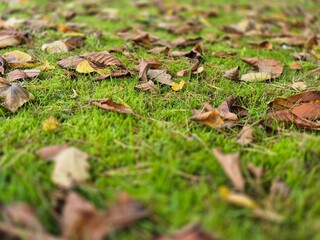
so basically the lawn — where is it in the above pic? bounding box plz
[0,0,320,239]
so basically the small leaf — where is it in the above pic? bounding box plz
[172,80,185,91]
[87,98,134,115]
[76,60,95,73]
[240,72,271,81]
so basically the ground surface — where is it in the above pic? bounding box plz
[0,0,320,239]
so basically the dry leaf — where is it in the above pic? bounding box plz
[191,110,224,129]
[223,66,240,80]
[135,80,158,94]
[42,40,69,54]
[42,116,59,131]
[76,60,96,73]
[7,69,40,81]
[249,41,273,50]
[0,35,23,49]
[157,224,217,240]
[237,125,253,145]
[36,60,55,71]
[172,80,185,91]
[290,82,307,91]
[148,69,173,86]
[242,58,283,77]
[240,72,272,81]
[35,144,69,160]
[0,78,34,112]
[51,147,90,188]
[213,149,245,191]
[2,50,34,68]
[87,98,134,115]
[289,62,302,70]
[213,51,236,58]
[94,70,131,81]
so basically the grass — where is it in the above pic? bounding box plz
[0,0,320,239]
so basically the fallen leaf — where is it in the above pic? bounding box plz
[220,186,256,208]
[62,192,148,240]
[0,35,23,49]
[42,40,69,54]
[36,60,55,71]
[0,78,34,112]
[76,60,96,73]
[51,147,90,188]
[135,80,158,94]
[240,72,272,81]
[191,110,224,129]
[7,69,40,81]
[42,116,59,131]
[87,98,134,115]
[249,41,273,50]
[156,224,217,240]
[237,125,253,145]
[213,149,245,191]
[172,80,185,91]
[223,66,240,80]
[213,51,236,58]
[2,50,35,68]
[94,70,131,81]
[148,69,173,86]
[289,62,302,70]
[0,56,6,76]
[35,144,69,160]
[291,82,307,91]
[242,58,283,77]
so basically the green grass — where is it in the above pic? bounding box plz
[0,0,320,239]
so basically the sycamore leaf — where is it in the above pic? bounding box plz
[51,147,90,188]
[213,149,245,191]
[76,60,96,73]
[172,80,185,91]
[0,78,34,112]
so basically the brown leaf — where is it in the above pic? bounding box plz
[0,35,23,49]
[191,110,224,129]
[289,62,302,70]
[148,69,173,86]
[58,56,84,69]
[0,78,34,112]
[291,102,320,120]
[268,110,320,131]
[87,98,134,115]
[242,58,283,77]
[64,36,86,50]
[237,125,253,145]
[7,69,40,81]
[62,192,148,240]
[83,51,124,68]
[0,56,6,76]
[249,41,273,50]
[147,46,170,55]
[171,36,203,48]
[223,66,240,80]
[135,80,158,94]
[138,59,150,82]
[269,91,320,110]
[156,224,217,240]
[35,144,69,160]
[247,163,263,178]
[177,59,201,77]
[118,29,159,47]
[213,149,245,191]
[94,70,131,81]
[213,51,236,58]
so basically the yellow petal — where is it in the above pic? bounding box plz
[76,60,95,73]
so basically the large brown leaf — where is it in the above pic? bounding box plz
[242,57,283,77]
[0,78,34,112]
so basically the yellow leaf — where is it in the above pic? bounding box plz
[96,68,111,75]
[76,60,95,73]
[42,116,59,131]
[36,60,55,71]
[172,80,185,91]
[220,186,257,209]
[2,50,34,68]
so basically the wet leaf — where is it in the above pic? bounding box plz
[87,98,134,115]
[213,149,245,191]
[0,78,34,112]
